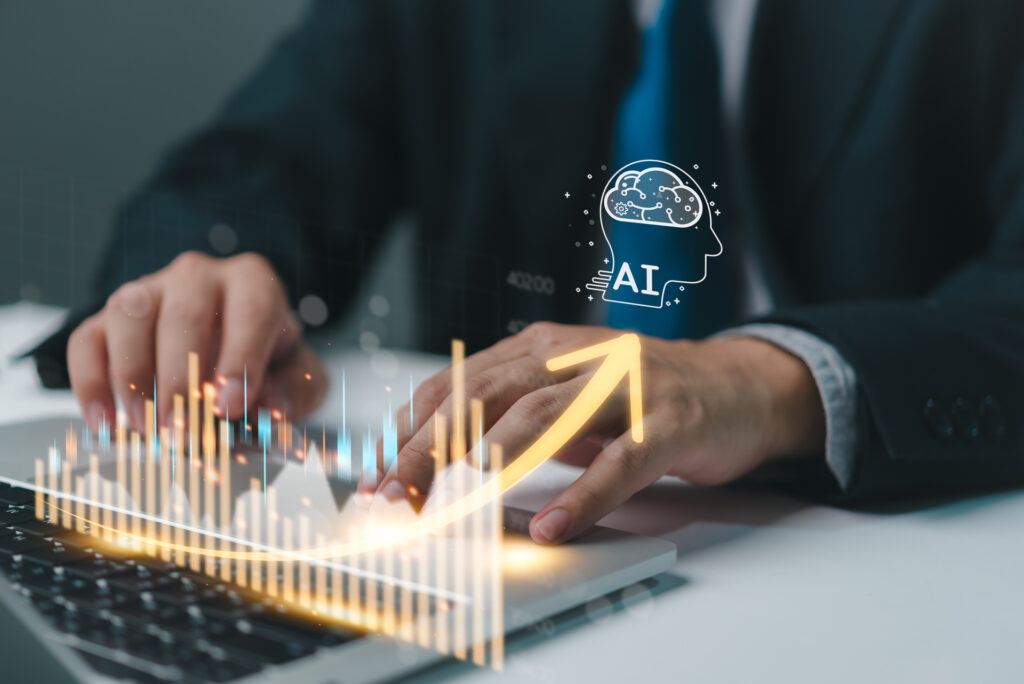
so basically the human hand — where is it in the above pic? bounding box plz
[377,322,825,543]
[67,251,327,432]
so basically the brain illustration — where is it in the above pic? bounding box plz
[602,166,703,228]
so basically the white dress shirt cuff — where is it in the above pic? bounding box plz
[717,323,858,489]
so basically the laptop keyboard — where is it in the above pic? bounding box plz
[0,481,365,683]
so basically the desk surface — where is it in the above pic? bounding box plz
[1,301,1021,684]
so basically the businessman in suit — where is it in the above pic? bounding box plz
[34,0,1024,543]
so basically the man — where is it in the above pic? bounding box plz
[33,0,1024,544]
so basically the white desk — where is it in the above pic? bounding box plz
[1,301,1021,684]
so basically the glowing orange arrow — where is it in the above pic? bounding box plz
[496,332,644,492]
[327,332,645,555]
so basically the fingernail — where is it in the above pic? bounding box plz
[533,507,570,543]
[381,480,407,503]
[130,397,146,431]
[217,378,244,415]
[86,401,106,432]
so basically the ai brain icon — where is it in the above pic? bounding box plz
[588,160,722,309]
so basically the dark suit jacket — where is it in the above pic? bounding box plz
[32,0,1024,503]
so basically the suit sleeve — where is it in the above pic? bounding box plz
[30,0,401,387]
[759,58,1024,503]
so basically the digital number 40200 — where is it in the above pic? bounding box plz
[506,271,555,295]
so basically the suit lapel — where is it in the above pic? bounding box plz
[742,0,912,216]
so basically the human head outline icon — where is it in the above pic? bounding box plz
[588,160,722,309]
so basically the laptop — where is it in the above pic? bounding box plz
[0,417,676,683]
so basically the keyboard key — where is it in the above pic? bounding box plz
[0,532,49,557]
[11,517,62,536]
[108,571,178,593]
[0,483,35,506]
[19,541,93,568]
[63,555,133,580]
[0,504,38,525]
[6,562,60,593]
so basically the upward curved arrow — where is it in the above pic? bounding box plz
[322,332,645,557]
[497,332,644,492]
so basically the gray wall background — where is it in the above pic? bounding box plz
[0,0,414,347]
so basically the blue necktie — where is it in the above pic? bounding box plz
[607,0,734,339]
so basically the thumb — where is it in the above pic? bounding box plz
[529,430,662,544]
[254,340,328,422]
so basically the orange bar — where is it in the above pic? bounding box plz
[346,529,361,623]
[453,433,467,656]
[34,458,45,521]
[433,412,449,654]
[267,487,279,598]
[451,340,466,463]
[46,448,58,522]
[490,444,505,670]
[188,353,199,462]
[383,543,396,636]
[452,339,468,659]
[470,399,486,665]
[131,432,142,543]
[66,426,77,468]
[250,478,262,592]
[188,353,200,571]
[145,400,156,555]
[89,454,100,538]
[188,442,201,572]
[75,476,86,533]
[173,394,186,566]
[116,412,127,541]
[330,550,343,619]
[102,480,114,543]
[235,497,248,589]
[415,536,430,647]
[298,516,311,608]
[203,383,216,576]
[315,533,327,613]
[160,426,172,561]
[365,532,379,632]
[282,517,295,603]
[400,548,413,642]
[219,420,232,582]
[60,455,72,530]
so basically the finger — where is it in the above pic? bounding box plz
[472,374,593,466]
[213,254,292,419]
[67,315,115,432]
[396,332,536,453]
[104,281,160,431]
[381,355,559,503]
[154,269,220,427]
[553,434,608,468]
[253,340,327,422]
[529,426,667,544]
